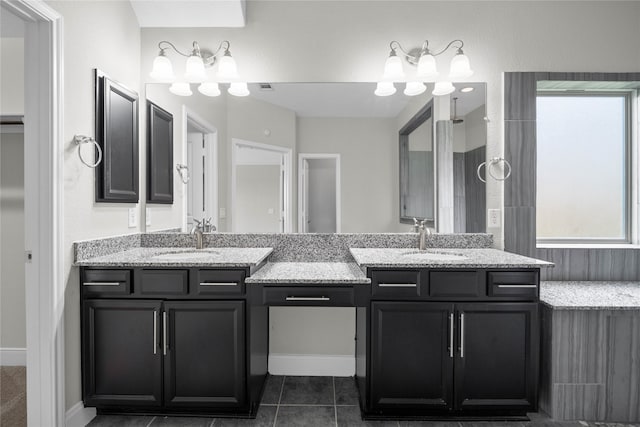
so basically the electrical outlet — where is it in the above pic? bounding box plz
[128,208,137,228]
[219,208,226,219]
[488,208,501,228]
[146,208,151,226]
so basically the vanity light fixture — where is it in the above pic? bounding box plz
[375,39,473,97]
[149,40,249,97]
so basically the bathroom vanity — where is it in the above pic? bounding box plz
[75,233,552,420]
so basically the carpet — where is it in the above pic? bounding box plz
[0,366,27,427]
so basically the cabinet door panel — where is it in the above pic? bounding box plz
[82,300,162,407]
[164,301,246,408]
[370,302,454,411]
[455,303,538,412]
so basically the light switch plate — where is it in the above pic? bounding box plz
[128,208,137,228]
[488,208,501,228]
[146,208,151,226]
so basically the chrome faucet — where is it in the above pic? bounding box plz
[413,218,432,251]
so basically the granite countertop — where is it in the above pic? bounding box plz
[349,248,554,269]
[540,281,640,310]
[75,247,273,268]
[245,262,371,284]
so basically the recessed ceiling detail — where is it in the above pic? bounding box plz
[129,0,246,28]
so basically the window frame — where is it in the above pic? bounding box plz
[535,90,635,245]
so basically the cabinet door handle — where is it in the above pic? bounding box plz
[199,282,238,286]
[496,284,537,288]
[285,296,330,301]
[163,311,168,356]
[377,283,417,288]
[449,313,454,358]
[153,311,158,355]
[82,282,120,286]
[459,313,465,358]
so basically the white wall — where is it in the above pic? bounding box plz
[46,0,142,410]
[307,159,337,233]
[0,38,24,115]
[235,164,281,232]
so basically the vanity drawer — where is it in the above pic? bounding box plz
[263,286,354,306]
[487,271,539,300]
[140,269,189,296]
[428,270,484,298]
[195,269,246,296]
[82,269,131,296]
[370,270,422,298]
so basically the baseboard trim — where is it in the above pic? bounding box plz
[268,354,354,376]
[65,401,96,427]
[0,347,26,366]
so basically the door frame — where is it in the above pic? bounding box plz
[182,106,218,232]
[297,153,341,233]
[1,0,66,425]
[230,138,292,233]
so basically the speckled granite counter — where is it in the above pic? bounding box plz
[245,262,370,284]
[349,248,554,269]
[540,281,640,310]
[75,247,273,268]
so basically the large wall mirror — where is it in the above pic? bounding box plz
[144,82,486,234]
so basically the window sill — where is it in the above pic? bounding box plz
[537,243,640,249]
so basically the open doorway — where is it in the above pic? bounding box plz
[183,107,218,233]
[231,139,292,233]
[298,154,341,233]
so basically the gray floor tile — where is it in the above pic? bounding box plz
[280,376,334,405]
[87,415,155,426]
[400,421,461,427]
[215,405,277,426]
[262,375,285,405]
[151,416,213,426]
[337,405,398,426]
[335,377,359,406]
[275,405,336,427]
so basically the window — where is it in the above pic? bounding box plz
[536,92,632,244]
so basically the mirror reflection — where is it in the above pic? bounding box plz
[144,82,486,234]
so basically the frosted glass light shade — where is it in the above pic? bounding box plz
[150,54,174,81]
[432,81,455,96]
[404,81,426,96]
[374,81,396,97]
[416,53,438,80]
[217,54,239,81]
[228,82,250,97]
[448,53,473,79]
[382,54,405,81]
[184,54,206,82]
[198,82,221,97]
[169,82,192,97]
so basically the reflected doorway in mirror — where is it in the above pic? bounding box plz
[298,154,341,233]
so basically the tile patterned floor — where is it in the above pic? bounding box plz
[86,376,639,427]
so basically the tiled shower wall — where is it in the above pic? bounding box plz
[503,72,640,280]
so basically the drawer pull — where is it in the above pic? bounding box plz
[449,313,454,358]
[377,283,417,288]
[83,282,121,286]
[496,284,537,288]
[200,282,238,287]
[163,312,168,356]
[285,296,330,301]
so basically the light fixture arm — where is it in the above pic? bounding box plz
[157,40,233,68]
[390,39,465,65]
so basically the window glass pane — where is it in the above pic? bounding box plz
[536,94,627,241]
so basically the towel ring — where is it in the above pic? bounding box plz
[476,157,512,183]
[74,135,102,168]
[176,164,190,184]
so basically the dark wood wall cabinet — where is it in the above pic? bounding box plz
[147,102,174,204]
[94,69,139,203]
[80,267,267,417]
[357,268,540,419]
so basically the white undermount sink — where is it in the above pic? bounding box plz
[151,250,219,261]
[401,250,468,261]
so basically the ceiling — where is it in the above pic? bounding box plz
[247,82,486,118]
[129,0,246,28]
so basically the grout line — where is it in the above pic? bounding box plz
[145,416,156,427]
[272,375,286,427]
[209,418,216,427]
[277,404,335,407]
[333,376,338,427]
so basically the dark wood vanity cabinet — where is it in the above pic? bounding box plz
[360,268,540,418]
[80,267,266,416]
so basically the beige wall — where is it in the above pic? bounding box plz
[235,164,281,232]
[0,38,24,115]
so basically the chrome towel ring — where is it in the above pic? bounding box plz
[74,135,102,168]
[477,157,512,183]
[176,164,190,184]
